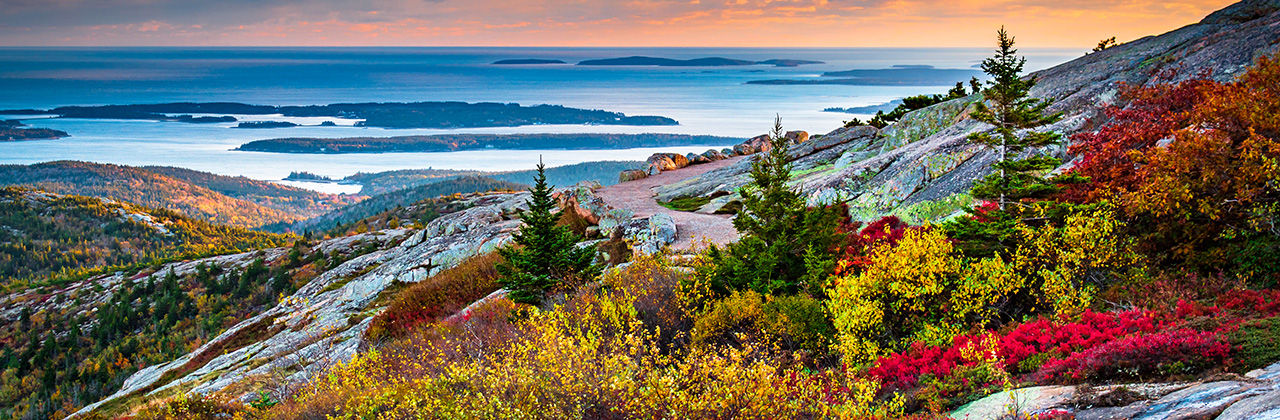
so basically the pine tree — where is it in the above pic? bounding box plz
[704,116,850,297]
[967,27,1066,211]
[946,28,1086,257]
[497,159,600,305]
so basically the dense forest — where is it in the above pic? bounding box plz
[0,230,394,419]
[236,133,740,154]
[0,162,361,228]
[346,160,642,195]
[278,175,525,233]
[3,101,678,129]
[0,187,292,287]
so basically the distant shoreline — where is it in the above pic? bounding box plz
[236,133,743,154]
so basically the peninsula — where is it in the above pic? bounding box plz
[236,133,742,154]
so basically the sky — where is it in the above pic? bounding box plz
[0,0,1238,48]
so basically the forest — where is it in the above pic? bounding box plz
[236,133,739,154]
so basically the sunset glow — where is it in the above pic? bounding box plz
[0,0,1236,48]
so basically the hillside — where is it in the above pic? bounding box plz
[0,187,292,287]
[348,160,642,195]
[0,162,362,228]
[17,2,1280,419]
[656,0,1280,222]
[281,176,526,233]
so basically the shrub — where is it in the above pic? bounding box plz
[760,293,837,357]
[365,252,502,340]
[275,255,913,419]
[1035,329,1230,381]
[1227,316,1280,372]
[691,290,765,349]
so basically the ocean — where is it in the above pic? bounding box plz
[0,47,1079,192]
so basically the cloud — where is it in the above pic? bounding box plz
[0,0,1237,47]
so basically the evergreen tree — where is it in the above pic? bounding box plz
[967,27,1067,211]
[947,28,1085,256]
[704,116,850,297]
[497,160,600,305]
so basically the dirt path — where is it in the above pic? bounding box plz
[598,156,745,249]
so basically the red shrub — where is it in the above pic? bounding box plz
[366,252,502,340]
[1035,329,1230,381]
[866,310,1165,391]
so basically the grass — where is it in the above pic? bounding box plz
[659,196,712,212]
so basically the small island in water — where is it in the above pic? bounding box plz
[235,121,299,129]
[577,56,823,67]
[236,133,742,154]
[0,120,69,141]
[492,59,567,65]
[748,65,981,85]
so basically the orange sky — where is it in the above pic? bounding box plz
[0,0,1239,48]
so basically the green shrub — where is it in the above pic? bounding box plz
[1229,316,1280,372]
[660,196,713,212]
[760,294,836,356]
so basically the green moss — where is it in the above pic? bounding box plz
[659,196,713,212]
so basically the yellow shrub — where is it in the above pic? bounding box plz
[275,254,910,419]
[827,206,1138,364]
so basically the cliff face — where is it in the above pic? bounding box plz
[660,0,1280,222]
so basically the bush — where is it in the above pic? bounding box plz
[1035,329,1230,381]
[760,294,837,357]
[691,290,765,349]
[1228,316,1280,372]
[365,252,502,340]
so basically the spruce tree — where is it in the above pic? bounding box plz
[497,160,600,305]
[946,28,1084,257]
[705,116,849,297]
[967,27,1067,210]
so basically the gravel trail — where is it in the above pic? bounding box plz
[597,156,745,249]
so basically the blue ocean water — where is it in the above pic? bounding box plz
[0,47,1079,191]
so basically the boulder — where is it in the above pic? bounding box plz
[1134,381,1263,420]
[701,149,728,161]
[732,143,756,156]
[721,147,736,157]
[619,169,648,183]
[1216,384,1280,420]
[950,386,1075,420]
[687,152,710,165]
[645,154,678,172]
[785,130,810,144]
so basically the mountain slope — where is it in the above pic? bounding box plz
[656,0,1280,221]
[0,161,361,228]
[0,187,291,287]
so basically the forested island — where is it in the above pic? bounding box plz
[1,101,678,129]
[0,120,69,141]
[577,56,823,67]
[236,133,741,154]
[748,65,980,85]
[235,121,298,129]
[493,59,566,65]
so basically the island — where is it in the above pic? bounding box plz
[2,101,679,129]
[576,56,824,67]
[0,120,69,141]
[823,99,905,114]
[747,66,981,86]
[235,121,299,129]
[284,171,337,182]
[493,59,566,65]
[235,133,742,154]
